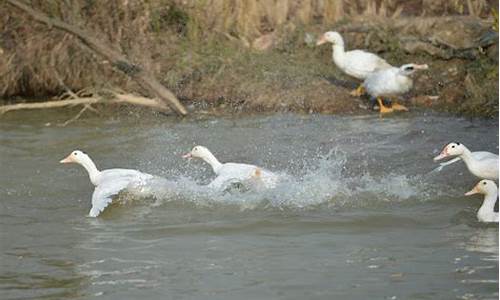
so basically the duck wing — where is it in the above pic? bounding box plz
[207,175,242,191]
[343,50,391,78]
[89,170,153,217]
[89,178,132,217]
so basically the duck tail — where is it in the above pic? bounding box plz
[253,168,262,178]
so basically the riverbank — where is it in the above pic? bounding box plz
[1,2,498,118]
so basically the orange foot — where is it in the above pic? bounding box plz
[377,98,393,114]
[350,85,365,97]
[391,102,409,112]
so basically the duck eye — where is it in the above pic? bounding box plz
[451,145,455,148]
[483,182,487,185]
[74,152,78,155]
[405,66,414,71]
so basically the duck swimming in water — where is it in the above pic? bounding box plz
[316,31,392,97]
[433,142,498,180]
[182,145,279,191]
[60,150,153,217]
[465,180,499,223]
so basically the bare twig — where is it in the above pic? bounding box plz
[58,104,94,126]
[53,70,79,99]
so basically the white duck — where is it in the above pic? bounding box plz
[364,63,428,113]
[182,145,278,191]
[316,31,391,96]
[60,150,153,217]
[465,180,499,223]
[433,142,498,180]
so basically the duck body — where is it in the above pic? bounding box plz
[333,48,391,80]
[317,31,391,80]
[60,150,153,217]
[364,63,428,113]
[183,146,279,191]
[434,142,498,180]
[210,162,278,190]
[465,180,499,223]
[364,66,414,98]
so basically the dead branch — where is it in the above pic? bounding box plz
[6,0,188,116]
[0,93,171,114]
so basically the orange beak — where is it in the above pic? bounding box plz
[316,35,327,46]
[433,147,449,161]
[59,154,75,164]
[182,152,192,159]
[464,185,480,196]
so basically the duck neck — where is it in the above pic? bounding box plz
[332,43,345,65]
[478,190,498,220]
[201,151,223,174]
[79,156,100,185]
[459,147,474,164]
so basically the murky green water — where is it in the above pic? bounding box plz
[1,111,498,299]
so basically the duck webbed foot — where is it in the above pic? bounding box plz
[376,97,394,114]
[391,102,409,112]
[370,96,390,110]
[350,85,365,97]
[376,98,409,114]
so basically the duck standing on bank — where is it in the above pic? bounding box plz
[182,145,279,191]
[433,142,499,180]
[465,180,499,223]
[60,150,153,217]
[364,63,428,114]
[316,31,391,97]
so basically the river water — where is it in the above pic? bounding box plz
[1,111,498,299]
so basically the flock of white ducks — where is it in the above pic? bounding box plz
[61,142,497,222]
[316,31,428,113]
[434,142,499,223]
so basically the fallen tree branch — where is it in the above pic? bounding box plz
[0,93,171,114]
[6,0,188,116]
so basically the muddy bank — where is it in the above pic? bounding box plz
[166,16,499,117]
[0,1,498,117]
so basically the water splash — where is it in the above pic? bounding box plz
[127,148,443,212]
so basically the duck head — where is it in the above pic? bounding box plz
[316,31,344,47]
[465,180,498,196]
[433,142,465,161]
[60,150,89,165]
[399,63,428,76]
[182,145,211,160]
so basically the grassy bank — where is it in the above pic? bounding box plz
[0,1,498,117]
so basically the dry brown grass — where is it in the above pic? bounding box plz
[0,0,179,98]
[177,0,493,41]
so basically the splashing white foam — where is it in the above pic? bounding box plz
[124,148,444,212]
